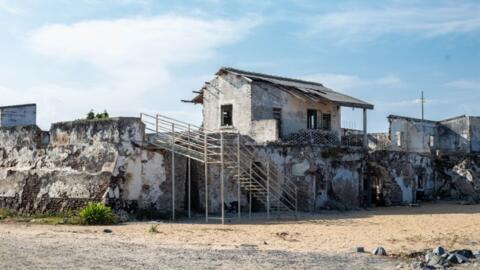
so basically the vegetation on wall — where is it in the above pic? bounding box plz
[87,110,109,120]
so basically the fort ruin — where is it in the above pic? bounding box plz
[0,67,479,223]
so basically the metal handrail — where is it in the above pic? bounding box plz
[140,112,299,214]
[237,136,297,195]
[234,142,297,198]
[222,144,297,211]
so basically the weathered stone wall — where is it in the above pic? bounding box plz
[368,151,435,205]
[202,73,253,135]
[438,116,470,153]
[0,118,187,214]
[256,146,364,211]
[388,116,437,153]
[0,104,36,128]
[470,117,480,153]
[190,144,366,213]
[251,81,341,140]
[201,72,341,144]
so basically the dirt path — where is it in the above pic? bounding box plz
[1,202,480,269]
[0,224,398,270]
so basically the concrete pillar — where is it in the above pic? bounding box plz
[363,108,368,149]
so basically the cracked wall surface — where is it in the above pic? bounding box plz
[0,118,186,214]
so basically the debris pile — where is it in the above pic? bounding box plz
[410,246,480,269]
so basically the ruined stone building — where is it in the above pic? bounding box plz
[375,115,480,154]
[0,68,479,222]
[188,67,373,145]
[0,103,36,128]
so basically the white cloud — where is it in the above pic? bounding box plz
[21,14,260,128]
[302,73,402,92]
[303,2,480,43]
[446,79,480,91]
[0,0,23,14]
[29,15,259,89]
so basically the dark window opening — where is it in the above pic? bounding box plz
[417,175,424,190]
[273,108,282,138]
[322,114,331,130]
[307,109,317,129]
[221,105,233,126]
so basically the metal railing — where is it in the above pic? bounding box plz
[140,113,298,223]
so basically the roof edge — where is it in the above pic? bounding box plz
[218,67,326,87]
[0,103,36,110]
[388,114,437,123]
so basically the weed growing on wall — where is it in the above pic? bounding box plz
[86,110,109,120]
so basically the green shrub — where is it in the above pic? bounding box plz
[0,208,14,220]
[79,202,115,225]
[148,224,160,234]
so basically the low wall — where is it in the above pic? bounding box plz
[0,119,478,215]
[0,118,187,214]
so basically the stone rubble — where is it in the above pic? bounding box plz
[372,247,387,256]
[412,246,479,269]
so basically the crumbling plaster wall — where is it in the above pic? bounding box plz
[0,118,186,214]
[438,116,470,153]
[368,151,435,205]
[433,154,480,203]
[0,104,36,128]
[201,74,341,144]
[470,117,480,153]
[389,117,437,153]
[202,73,252,135]
[255,146,364,211]
[251,81,341,141]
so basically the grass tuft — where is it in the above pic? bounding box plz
[79,202,116,225]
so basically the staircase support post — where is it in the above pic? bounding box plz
[187,124,191,219]
[220,132,225,225]
[267,161,270,219]
[204,133,208,223]
[171,122,175,221]
[237,132,241,219]
[295,186,298,218]
[249,160,252,219]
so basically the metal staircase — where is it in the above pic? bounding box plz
[140,113,298,223]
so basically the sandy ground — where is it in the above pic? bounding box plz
[1,201,480,269]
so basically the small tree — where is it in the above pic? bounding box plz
[87,110,95,120]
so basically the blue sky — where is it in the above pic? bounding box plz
[0,0,479,132]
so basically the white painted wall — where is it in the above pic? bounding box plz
[0,105,36,127]
[202,74,341,144]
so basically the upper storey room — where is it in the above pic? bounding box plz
[185,67,374,145]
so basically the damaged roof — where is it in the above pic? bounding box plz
[188,67,374,109]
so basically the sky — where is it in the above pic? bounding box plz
[0,0,479,132]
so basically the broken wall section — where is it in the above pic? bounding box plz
[0,118,187,215]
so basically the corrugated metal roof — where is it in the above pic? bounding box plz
[187,67,374,109]
[219,67,374,109]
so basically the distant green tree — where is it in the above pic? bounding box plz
[87,110,95,120]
